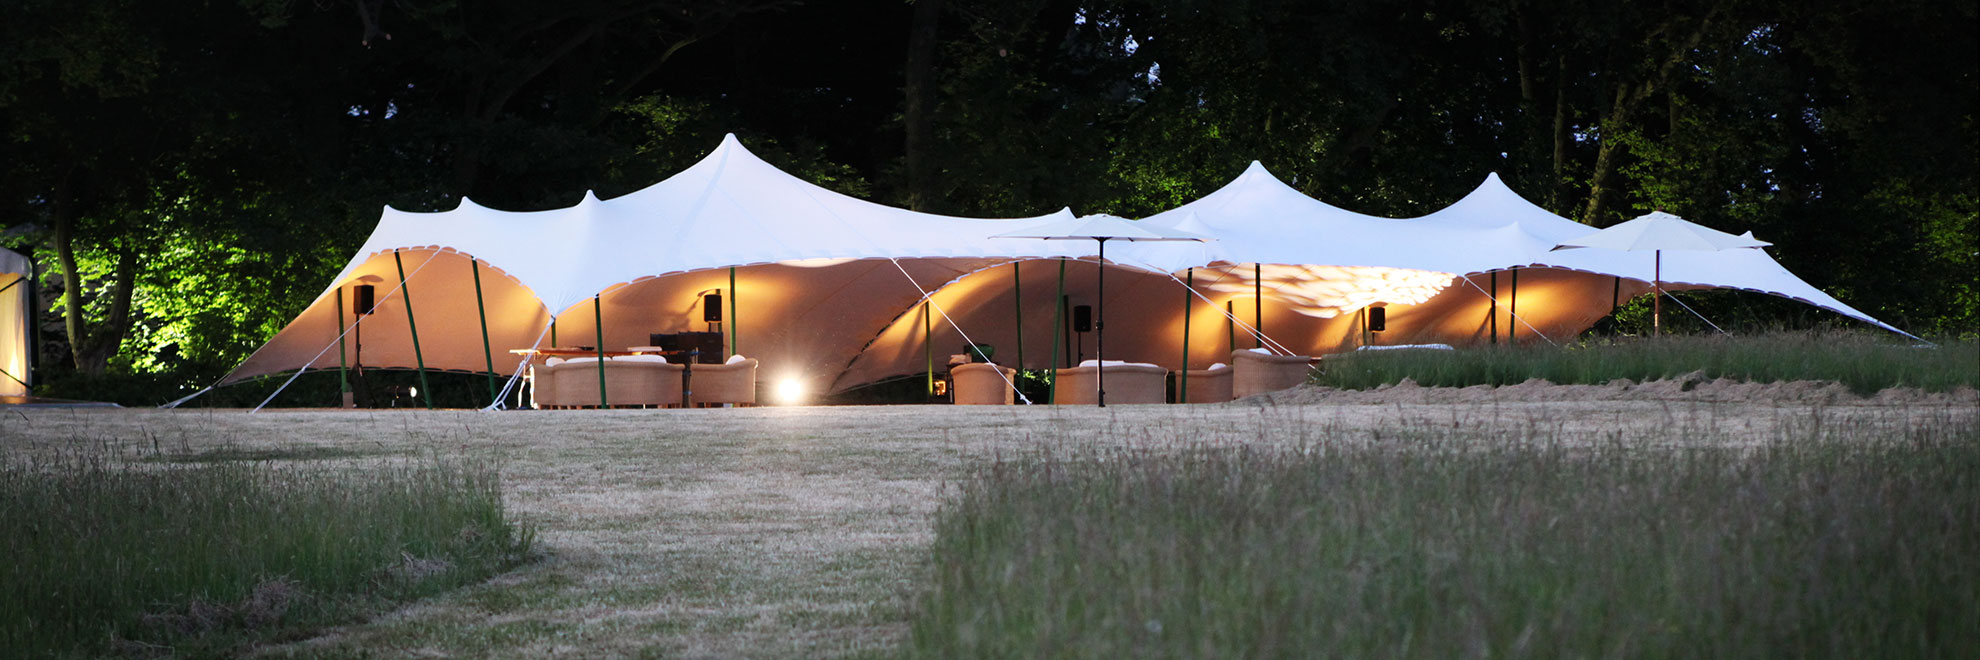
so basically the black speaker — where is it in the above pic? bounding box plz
[704,293,723,322]
[1072,305,1093,332]
[1368,306,1386,332]
[352,285,376,316]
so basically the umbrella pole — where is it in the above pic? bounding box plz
[393,250,434,410]
[1180,268,1192,404]
[1097,239,1107,408]
[1653,250,1662,335]
[1013,261,1024,372]
[1051,258,1065,404]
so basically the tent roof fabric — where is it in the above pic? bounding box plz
[0,248,28,277]
[328,134,1086,316]
[1554,211,1772,252]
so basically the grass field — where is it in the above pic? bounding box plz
[905,412,1980,657]
[0,444,532,657]
[0,380,1972,657]
[1315,332,1977,394]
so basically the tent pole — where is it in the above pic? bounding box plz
[392,250,433,410]
[1253,263,1263,348]
[1097,239,1107,408]
[1012,261,1023,372]
[335,287,349,403]
[1509,266,1519,343]
[550,317,557,347]
[924,301,933,398]
[1226,300,1235,356]
[1051,258,1065,404]
[593,294,609,408]
[1489,271,1499,345]
[729,266,738,358]
[472,259,497,405]
[1180,268,1192,403]
[1612,276,1621,310]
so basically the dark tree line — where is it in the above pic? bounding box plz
[1,0,1973,392]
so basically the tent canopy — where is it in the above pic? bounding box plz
[217,137,1914,405]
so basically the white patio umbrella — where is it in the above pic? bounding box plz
[994,214,1211,406]
[1552,211,1771,334]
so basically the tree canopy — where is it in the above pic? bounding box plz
[2,0,1973,391]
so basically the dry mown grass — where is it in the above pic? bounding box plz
[3,384,1972,658]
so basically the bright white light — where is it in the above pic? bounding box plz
[776,378,806,405]
[778,257,859,268]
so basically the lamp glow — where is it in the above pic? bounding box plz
[1200,264,1456,318]
[775,378,806,404]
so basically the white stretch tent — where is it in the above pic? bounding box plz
[218,137,1910,405]
[223,134,1087,402]
[0,248,29,397]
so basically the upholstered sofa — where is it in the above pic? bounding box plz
[1174,363,1234,403]
[1231,349,1314,399]
[689,356,758,407]
[548,355,684,408]
[951,362,1018,405]
[1053,360,1168,405]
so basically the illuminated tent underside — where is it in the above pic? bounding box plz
[221,136,1910,400]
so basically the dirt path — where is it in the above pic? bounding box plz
[3,385,1971,658]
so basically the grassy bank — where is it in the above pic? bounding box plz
[0,449,534,656]
[1315,332,1977,394]
[906,411,1980,657]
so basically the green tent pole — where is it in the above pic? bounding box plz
[1489,271,1499,345]
[1012,261,1024,370]
[1180,268,1193,403]
[923,301,933,398]
[1254,263,1263,349]
[551,317,558,346]
[1509,266,1519,343]
[593,294,608,408]
[729,266,738,358]
[392,250,434,409]
[1050,258,1065,404]
[1226,300,1235,355]
[335,287,349,397]
[472,260,497,404]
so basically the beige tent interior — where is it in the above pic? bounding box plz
[200,136,1908,408]
[0,248,30,397]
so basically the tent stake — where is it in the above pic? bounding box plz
[1051,258,1065,404]
[593,294,608,408]
[729,266,738,357]
[1180,268,1192,403]
[472,259,497,405]
[392,250,433,409]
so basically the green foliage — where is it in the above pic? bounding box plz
[1314,332,1978,395]
[907,417,1980,657]
[0,449,534,656]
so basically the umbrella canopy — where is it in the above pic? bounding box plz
[992,213,1213,242]
[1552,211,1770,333]
[1552,211,1771,253]
[994,214,1210,407]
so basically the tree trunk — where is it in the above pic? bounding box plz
[903,0,944,212]
[51,214,137,374]
[1549,55,1569,212]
